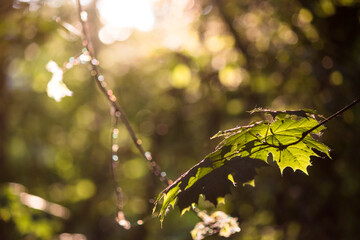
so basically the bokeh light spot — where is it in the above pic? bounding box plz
[128,197,147,214]
[320,0,336,16]
[219,66,245,90]
[298,8,313,24]
[322,56,333,69]
[75,179,96,200]
[330,71,343,85]
[226,99,244,115]
[122,158,147,179]
[170,64,192,89]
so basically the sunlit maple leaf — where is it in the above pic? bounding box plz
[154,110,330,222]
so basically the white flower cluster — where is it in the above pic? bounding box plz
[191,211,241,240]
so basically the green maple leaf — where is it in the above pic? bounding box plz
[154,109,331,223]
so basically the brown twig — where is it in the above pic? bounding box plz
[75,0,171,220]
[76,0,170,184]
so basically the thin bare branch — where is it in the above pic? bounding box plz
[75,0,170,187]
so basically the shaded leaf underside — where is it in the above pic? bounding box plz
[154,111,330,222]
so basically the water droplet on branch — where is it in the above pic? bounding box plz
[91,58,99,65]
[145,152,152,160]
[112,155,118,161]
[80,11,88,22]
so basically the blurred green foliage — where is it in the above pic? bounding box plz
[0,183,62,239]
[0,0,360,239]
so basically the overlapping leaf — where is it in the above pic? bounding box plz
[154,110,331,222]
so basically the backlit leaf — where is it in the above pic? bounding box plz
[154,110,331,222]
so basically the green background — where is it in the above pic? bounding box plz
[1,0,360,239]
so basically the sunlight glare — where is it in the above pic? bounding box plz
[98,26,132,44]
[19,191,71,219]
[46,61,73,102]
[97,0,155,44]
[20,192,47,211]
[59,233,87,240]
[71,0,93,6]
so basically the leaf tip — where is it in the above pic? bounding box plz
[301,168,309,176]
[242,179,255,187]
[227,174,236,186]
[180,206,191,216]
[217,197,226,205]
